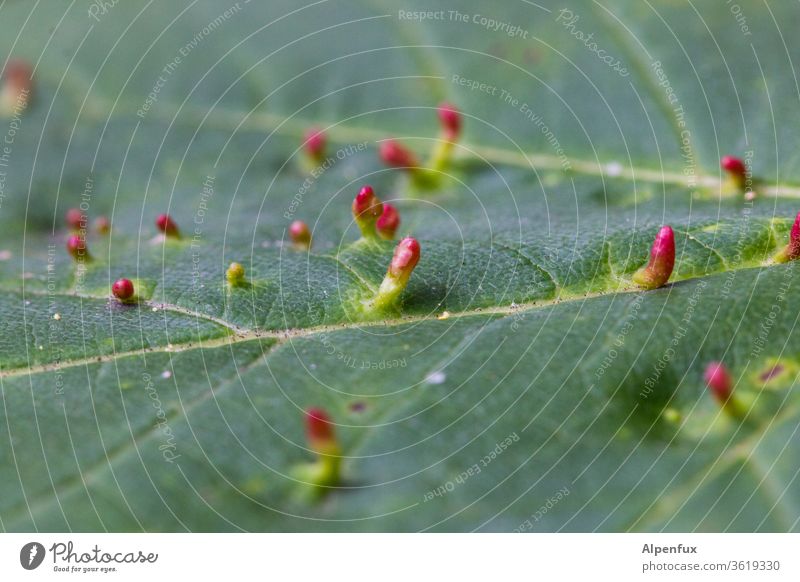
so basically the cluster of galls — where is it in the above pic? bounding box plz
[64,209,182,304]
[380,102,463,187]
[302,103,463,188]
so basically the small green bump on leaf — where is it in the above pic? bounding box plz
[226,262,246,287]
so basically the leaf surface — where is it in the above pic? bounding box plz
[1,0,799,532]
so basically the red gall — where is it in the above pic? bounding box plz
[65,208,85,231]
[1,58,33,115]
[302,407,342,490]
[774,211,800,263]
[352,185,383,239]
[438,102,462,142]
[376,203,400,240]
[303,127,326,162]
[111,278,135,302]
[94,216,111,235]
[632,226,675,290]
[155,213,180,238]
[372,237,421,311]
[65,235,89,261]
[704,362,733,403]
[379,140,419,169]
[721,155,746,180]
[306,407,336,452]
[289,220,312,249]
[428,102,463,175]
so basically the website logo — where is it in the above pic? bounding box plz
[20,542,46,570]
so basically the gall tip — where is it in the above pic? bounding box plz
[289,220,312,249]
[155,213,180,237]
[111,278,135,302]
[704,361,733,403]
[65,208,85,231]
[352,185,383,238]
[306,407,335,445]
[94,216,110,235]
[774,211,800,263]
[720,155,746,178]
[376,203,401,240]
[304,127,326,160]
[632,225,675,290]
[379,140,419,169]
[65,234,87,259]
[438,102,462,141]
[389,237,421,279]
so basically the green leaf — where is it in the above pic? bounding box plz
[2,0,800,532]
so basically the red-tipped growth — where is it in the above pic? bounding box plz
[352,185,383,238]
[111,278,135,302]
[1,59,33,113]
[388,237,420,278]
[704,362,733,403]
[774,211,800,263]
[632,226,675,290]
[66,235,88,260]
[306,407,337,452]
[65,208,85,231]
[155,213,180,237]
[94,216,110,235]
[721,155,746,180]
[304,127,326,162]
[376,203,400,240]
[438,102,462,141]
[289,220,312,249]
[379,140,419,169]
[372,237,421,311]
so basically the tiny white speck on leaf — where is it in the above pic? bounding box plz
[161,370,172,379]
[426,371,446,385]
[53,313,61,320]
[606,162,623,177]
[0,250,12,261]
